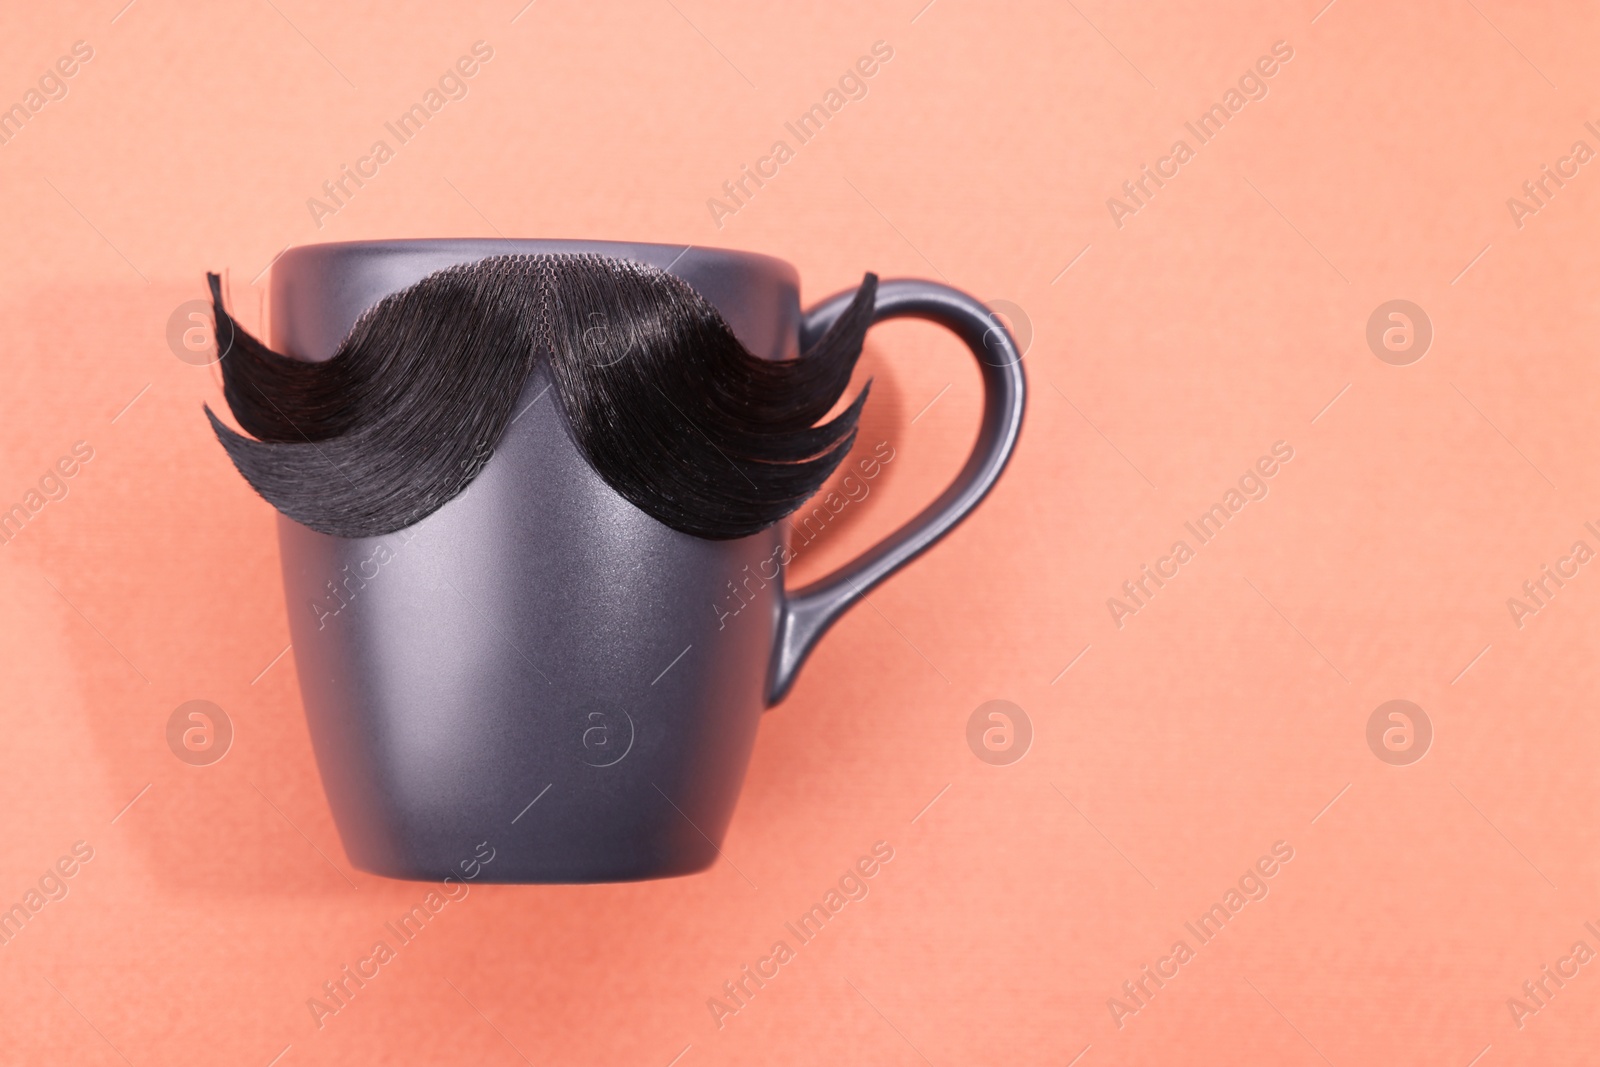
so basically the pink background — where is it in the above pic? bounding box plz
[1,1,1598,1063]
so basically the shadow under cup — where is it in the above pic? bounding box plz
[267,238,1025,884]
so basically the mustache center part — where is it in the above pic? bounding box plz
[204,254,877,540]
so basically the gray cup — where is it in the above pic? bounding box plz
[269,239,1025,882]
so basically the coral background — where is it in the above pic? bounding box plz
[2,1,1598,1063]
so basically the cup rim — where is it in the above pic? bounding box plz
[275,237,796,281]
[268,238,803,362]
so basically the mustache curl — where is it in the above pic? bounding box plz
[203,254,877,541]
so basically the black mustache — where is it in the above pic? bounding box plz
[204,254,876,540]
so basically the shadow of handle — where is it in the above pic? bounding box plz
[766,278,1028,706]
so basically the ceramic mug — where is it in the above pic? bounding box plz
[269,239,1025,882]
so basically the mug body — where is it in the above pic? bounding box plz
[271,239,800,882]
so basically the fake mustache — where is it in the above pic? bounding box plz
[203,254,876,541]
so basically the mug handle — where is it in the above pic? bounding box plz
[767,279,1028,705]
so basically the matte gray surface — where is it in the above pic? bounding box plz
[268,239,1025,882]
